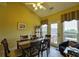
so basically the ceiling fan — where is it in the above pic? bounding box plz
[24,2,46,10]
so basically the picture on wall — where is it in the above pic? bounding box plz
[17,22,26,30]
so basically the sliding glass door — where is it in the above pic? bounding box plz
[51,23,58,44]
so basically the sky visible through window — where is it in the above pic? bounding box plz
[63,20,78,41]
[63,20,78,32]
[41,24,47,38]
[51,23,58,44]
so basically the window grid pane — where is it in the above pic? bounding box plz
[63,20,78,41]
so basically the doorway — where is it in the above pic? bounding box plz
[51,23,58,44]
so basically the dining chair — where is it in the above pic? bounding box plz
[1,38,26,57]
[29,40,41,57]
[45,35,51,52]
[31,35,38,40]
[40,39,49,57]
[20,35,28,41]
[45,35,51,38]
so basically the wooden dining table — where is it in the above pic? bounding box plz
[17,38,44,49]
[16,38,50,57]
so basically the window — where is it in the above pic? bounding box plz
[63,20,78,41]
[41,24,47,38]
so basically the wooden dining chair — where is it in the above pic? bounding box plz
[20,35,28,41]
[31,35,38,40]
[40,39,49,57]
[1,38,26,57]
[29,41,41,57]
[45,34,51,39]
[45,35,51,52]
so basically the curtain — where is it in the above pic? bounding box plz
[61,10,79,22]
[41,19,48,25]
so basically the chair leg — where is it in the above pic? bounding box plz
[41,52,43,57]
[47,50,48,57]
[38,53,40,57]
[22,50,26,57]
[47,48,50,57]
[48,48,50,54]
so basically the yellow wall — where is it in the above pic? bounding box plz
[43,4,79,46]
[0,3,41,49]
[0,3,79,48]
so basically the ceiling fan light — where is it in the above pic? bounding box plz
[33,4,36,7]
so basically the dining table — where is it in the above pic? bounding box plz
[16,38,50,57]
[17,38,44,49]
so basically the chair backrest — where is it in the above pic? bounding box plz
[31,35,37,40]
[1,38,10,57]
[31,41,41,49]
[41,39,48,50]
[32,35,36,37]
[45,35,51,47]
[45,35,51,39]
[20,35,28,40]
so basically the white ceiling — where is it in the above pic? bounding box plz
[25,2,79,17]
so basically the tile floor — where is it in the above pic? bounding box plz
[40,46,63,57]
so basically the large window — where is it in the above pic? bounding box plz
[36,27,41,38]
[41,24,47,38]
[51,23,58,44]
[63,20,78,41]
